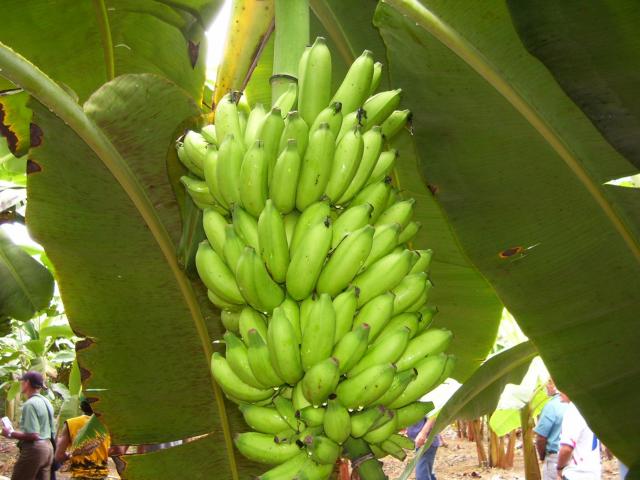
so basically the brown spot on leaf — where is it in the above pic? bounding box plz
[79,366,92,382]
[26,159,42,174]
[499,246,523,259]
[188,41,200,68]
[76,338,95,351]
[30,123,43,147]
[427,184,439,195]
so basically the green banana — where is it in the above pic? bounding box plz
[352,292,394,340]
[289,200,331,255]
[378,437,407,461]
[279,111,309,157]
[362,223,401,270]
[239,140,268,217]
[239,307,268,344]
[323,395,351,444]
[309,102,343,138]
[336,108,367,144]
[224,331,267,389]
[257,107,285,182]
[239,404,290,434]
[223,224,246,274]
[363,410,398,444]
[374,312,421,345]
[335,363,396,409]
[331,203,372,249]
[234,432,301,465]
[273,395,301,431]
[369,61,383,96]
[316,225,374,297]
[349,405,386,438]
[348,326,411,376]
[380,109,412,140]
[195,242,244,304]
[298,406,325,427]
[375,198,415,229]
[299,295,314,337]
[244,103,266,149]
[177,131,207,177]
[351,248,416,306]
[350,179,391,224]
[258,199,290,283]
[268,306,304,385]
[211,352,273,403]
[374,368,417,407]
[283,211,300,248]
[300,293,336,370]
[337,126,384,204]
[232,204,260,251]
[202,208,228,256]
[392,272,428,314]
[387,432,416,451]
[404,281,431,313]
[257,451,308,480]
[273,82,297,116]
[398,220,422,245]
[180,176,216,209]
[366,150,398,187]
[201,124,217,145]
[362,89,402,127]
[286,217,333,301]
[304,435,340,465]
[388,353,449,408]
[324,126,364,202]
[332,287,358,343]
[280,296,302,343]
[292,381,311,411]
[385,187,399,210]
[301,357,340,406]
[270,140,301,214]
[216,134,245,207]
[294,458,334,480]
[331,50,374,114]
[236,246,284,313]
[395,401,434,430]
[417,306,438,332]
[215,92,243,145]
[221,308,240,333]
[395,329,453,371]
[295,123,335,211]
[332,322,370,374]
[247,328,285,388]
[409,249,433,274]
[298,37,332,126]
[207,290,238,310]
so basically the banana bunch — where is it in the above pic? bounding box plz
[179,37,456,479]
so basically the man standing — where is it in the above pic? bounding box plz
[535,379,568,480]
[55,398,111,480]
[408,415,442,480]
[556,393,601,480]
[1,371,55,480]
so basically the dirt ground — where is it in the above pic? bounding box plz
[0,427,621,479]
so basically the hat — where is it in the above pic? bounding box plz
[20,371,45,389]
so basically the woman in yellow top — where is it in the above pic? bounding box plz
[55,399,111,480]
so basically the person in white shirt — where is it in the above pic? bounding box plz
[556,393,601,480]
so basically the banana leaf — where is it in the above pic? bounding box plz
[375,0,640,466]
[0,229,54,321]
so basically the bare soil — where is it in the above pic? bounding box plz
[0,428,621,479]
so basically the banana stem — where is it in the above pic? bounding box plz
[271,0,309,102]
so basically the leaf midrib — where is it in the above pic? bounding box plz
[0,42,238,480]
[382,0,640,263]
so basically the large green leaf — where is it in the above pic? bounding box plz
[507,1,640,171]
[375,0,640,466]
[303,0,504,381]
[0,229,54,321]
[0,40,256,478]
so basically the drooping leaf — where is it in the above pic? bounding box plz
[399,341,537,479]
[375,0,640,465]
[71,413,109,452]
[507,1,640,171]
[0,229,54,321]
[0,40,254,478]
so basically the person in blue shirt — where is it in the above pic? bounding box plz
[534,378,568,480]
[407,414,443,480]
